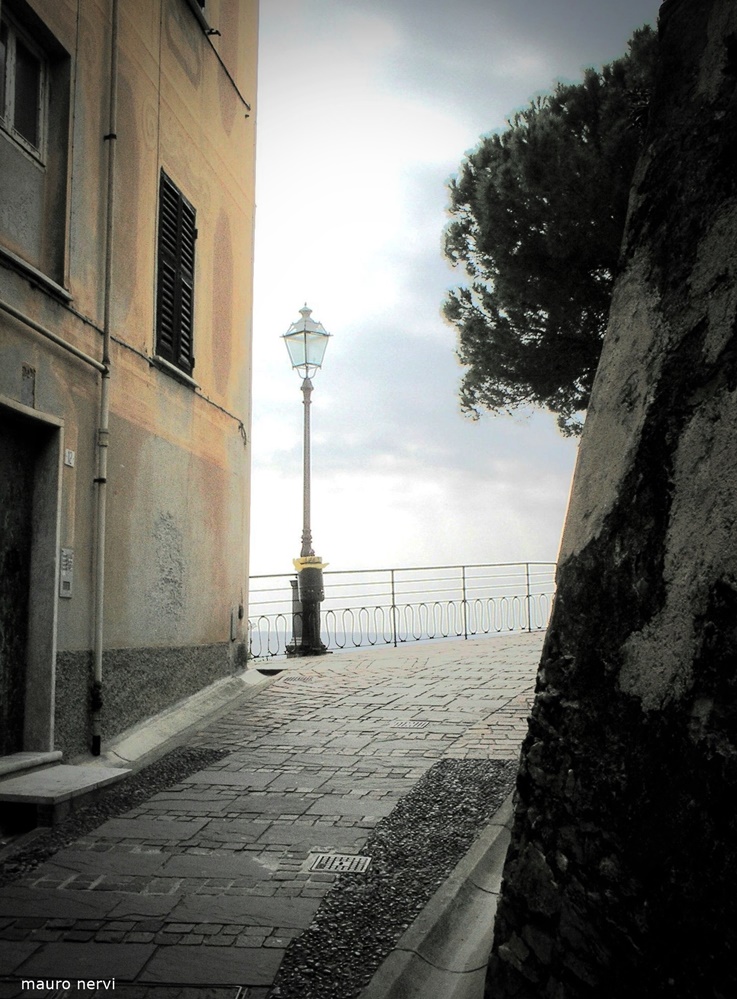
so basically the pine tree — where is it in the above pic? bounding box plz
[444,27,658,435]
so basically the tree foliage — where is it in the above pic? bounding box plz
[443,27,658,435]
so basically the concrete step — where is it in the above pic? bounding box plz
[0,763,130,827]
[0,751,63,779]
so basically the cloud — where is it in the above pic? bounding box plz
[250,439,574,575]
[251,0,660,579]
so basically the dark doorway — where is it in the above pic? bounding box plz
[0,410,41,755]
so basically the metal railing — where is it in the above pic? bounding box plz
[247,561,556,660]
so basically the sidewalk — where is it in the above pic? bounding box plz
[0,632,543,998]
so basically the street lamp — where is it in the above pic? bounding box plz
[283,304,330,656]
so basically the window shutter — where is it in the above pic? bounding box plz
[156,172,196,374]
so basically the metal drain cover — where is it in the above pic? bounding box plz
[309,853,371,873]
[391,719,429,729]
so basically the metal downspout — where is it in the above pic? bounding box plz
[91,0,118,756]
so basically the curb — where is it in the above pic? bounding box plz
[359,793,514,999]
[75,668,275,771]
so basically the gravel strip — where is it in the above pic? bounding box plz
[0,746,230,885]
[268,757,517,999]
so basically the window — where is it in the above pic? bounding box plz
[156,171,197,375]
[0,7,45,156]
[0,3,68,283]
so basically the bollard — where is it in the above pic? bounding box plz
[292,556,329,655]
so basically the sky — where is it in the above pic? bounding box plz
[248,0,663,578]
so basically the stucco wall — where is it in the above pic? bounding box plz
[0,0,257,757]
[486,0,737,995]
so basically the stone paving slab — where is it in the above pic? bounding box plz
[39,852,176,878]
[252,822,369,849]
[140,944,282,986]
[157,854,268,880]
[0,633,543,993]
[91,817,211,841]
[107,897,181,920]
[304,796,396,818]
[0,942,40,976]
[265,773,336,792]
[133,801,234,816]
[16,942,155,979]
[184,819,268,845]
[0,888,121,919]
[167,895,321,928]
[210,794,314,816]
[181,771,278,788]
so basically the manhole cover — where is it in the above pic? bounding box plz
[391,719,429,729]
[283,673,312,682]
[309,853,371,873]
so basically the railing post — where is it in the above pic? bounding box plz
[462,565,468,640]
[391,568,398,647]
[525,562,532,632]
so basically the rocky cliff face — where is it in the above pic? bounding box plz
[485,1,737,995]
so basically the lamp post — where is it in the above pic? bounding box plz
[283,304,330,656]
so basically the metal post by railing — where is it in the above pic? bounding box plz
[525,562,532,632]
[461,565,468,640]
[287,577,302,654]
[390,568,398,647]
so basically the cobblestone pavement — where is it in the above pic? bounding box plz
[0,633,544,998]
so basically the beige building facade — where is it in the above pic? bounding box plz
[0,0,258,759]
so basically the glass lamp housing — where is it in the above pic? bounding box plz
[283,305,330,376]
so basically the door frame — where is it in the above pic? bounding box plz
[0,394,63,753]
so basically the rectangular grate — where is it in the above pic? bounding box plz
[309,853,371,873]
[391,719,429,729]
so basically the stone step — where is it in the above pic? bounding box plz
[0,751,63,779]
[0,763,130,827]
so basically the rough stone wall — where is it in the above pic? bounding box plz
[486,1,737,996]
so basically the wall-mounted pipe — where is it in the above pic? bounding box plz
[0,298,107,373]
[91,0,119,756]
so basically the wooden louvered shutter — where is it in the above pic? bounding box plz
[156,172,196,374]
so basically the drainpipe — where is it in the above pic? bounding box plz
[91,0,119,756]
